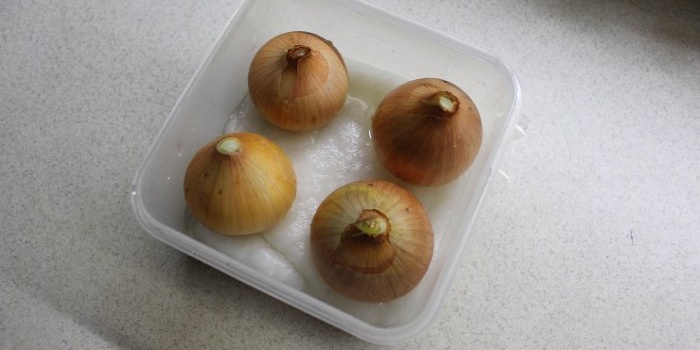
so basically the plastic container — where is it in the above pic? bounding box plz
[131,0,521,345]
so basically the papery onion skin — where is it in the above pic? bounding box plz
[248,31,349,131]
[183,133,296,236]
[310,180,433,303]
[371,78,482,186]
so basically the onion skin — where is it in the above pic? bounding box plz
[248,31,349,131]
[310,180,433,302]
[371,78,482,186]
[183,133,296,235]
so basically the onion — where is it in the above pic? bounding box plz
[310,180,433,302]
[183,133,296,235]
[371,78,482,186]
[248,31,349,131]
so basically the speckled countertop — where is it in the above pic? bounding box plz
[1,0,698,349]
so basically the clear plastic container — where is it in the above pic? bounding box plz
[131,0,521,345]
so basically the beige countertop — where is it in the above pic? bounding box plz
[1,0,698,349]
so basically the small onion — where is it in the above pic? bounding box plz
[183,132,296,235]
[310,180,433,302]
[248,31,349,131]
[371,78,482,186]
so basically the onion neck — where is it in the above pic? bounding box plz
[285,45,311,65]
[422,91,459,117]
[332,209,395,274]
[216,136,241,155]
[353,210,389,238]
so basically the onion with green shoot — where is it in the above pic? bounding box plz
[183,132,296,235]
[371,78,482,186]
[310,179,434,302]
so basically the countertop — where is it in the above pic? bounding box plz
[1,0,698,349]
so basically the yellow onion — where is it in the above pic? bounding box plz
[183,132,296,235]
[310,180,433,302]
[248,31,349,131]
[371,78,482,186]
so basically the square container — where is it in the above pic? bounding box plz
[131,0,521,345]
